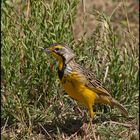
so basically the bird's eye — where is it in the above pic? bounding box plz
[54,48,60,51]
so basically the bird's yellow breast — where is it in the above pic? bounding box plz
[61,72,96,108]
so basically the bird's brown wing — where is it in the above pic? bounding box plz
[79,67,111,97]
[75,64,128,116]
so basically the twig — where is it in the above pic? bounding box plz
[102,120,135,129]
[1,117,9,133]
[103,65,109,83]
[38,123,52,139]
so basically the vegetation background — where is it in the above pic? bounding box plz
[1,0,139,139]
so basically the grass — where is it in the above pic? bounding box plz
[1,0,139,139]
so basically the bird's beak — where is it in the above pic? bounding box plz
[44,48,51,53]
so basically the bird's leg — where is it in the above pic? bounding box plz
[77,104,94,134]
[70,109,94,137]
[69,106,94,138]
[87,108,94,131]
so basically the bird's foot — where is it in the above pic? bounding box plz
[69,123,89,138]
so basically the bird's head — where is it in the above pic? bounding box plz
[44,43,75,65]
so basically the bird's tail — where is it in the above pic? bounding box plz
[111,98,128,117]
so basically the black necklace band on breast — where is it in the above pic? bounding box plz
[58,63,66,80]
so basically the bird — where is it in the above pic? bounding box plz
[44,43,128,129]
